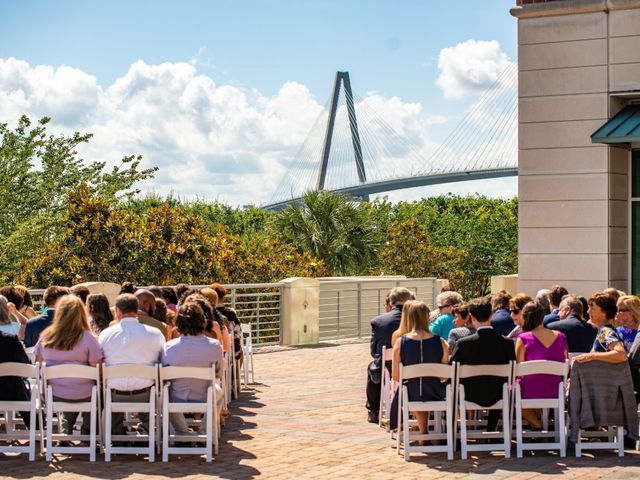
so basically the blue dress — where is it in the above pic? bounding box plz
[389,335,447,430]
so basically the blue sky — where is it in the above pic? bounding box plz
[0,0,518,205]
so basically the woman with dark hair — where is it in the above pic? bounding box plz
[119,281,136,295]
[161,287,178,313]
[209,283,242,361]
[175,284,190,303]
[515,301,568,429]
[14,286,36,319]
[85,293,114,335]
[200,288,231,353]
[574,293,627,364]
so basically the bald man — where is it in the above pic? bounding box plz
[135,289,169,340]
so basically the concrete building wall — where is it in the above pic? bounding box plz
[511,0,640,297]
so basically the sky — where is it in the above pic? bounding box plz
[0,0,518,206]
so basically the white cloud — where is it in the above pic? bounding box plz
[436,39,513,99]
[0,57,453,206]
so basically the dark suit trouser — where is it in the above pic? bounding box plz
[366,369,380,414]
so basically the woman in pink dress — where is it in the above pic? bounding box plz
[515,301,568,429]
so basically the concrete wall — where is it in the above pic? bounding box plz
[511,0,640,296]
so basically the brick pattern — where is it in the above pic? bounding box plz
[1,341,639,478]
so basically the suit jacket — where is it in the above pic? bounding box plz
[0,331,31,401]
[370,305,402,372]
[23,308,55,348]
[447,326,476,356]
[543,308,561,327]
[490,308,514,337]
[451,327,515,407]
[546,314,597,353]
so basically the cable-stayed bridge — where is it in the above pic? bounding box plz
[265,64,517,210]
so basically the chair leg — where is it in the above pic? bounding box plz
[515,395,523,458]
[558,405,566,458]
[460,390,468,460]
[148,394,155,462]
[250,349,255,384]
[105,395,112,462]
[402,391,410,461]
[617,426,624,457]
[28,403,36,461]
[446,388,454,461]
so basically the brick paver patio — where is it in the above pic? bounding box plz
[2,340,640,479]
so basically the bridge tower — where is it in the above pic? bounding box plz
[316,71,368,199]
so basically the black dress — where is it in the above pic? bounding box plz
[390,335,447,430]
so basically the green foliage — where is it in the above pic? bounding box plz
[275,190,381,276]
[0,115,157,241]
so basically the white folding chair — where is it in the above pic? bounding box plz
[241,323,255,386]
[160,365,220,462]
[378,346,396,429]
[102,364,158,462]
[0,362,42,461]
[43,363,101,461]
[231,338,239,400]
[513,360,569,457]
[457,362,513,459]
[396,362,456,461]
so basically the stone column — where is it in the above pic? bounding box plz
[280,277,320,346]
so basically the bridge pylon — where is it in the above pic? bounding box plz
[316,71,368,201]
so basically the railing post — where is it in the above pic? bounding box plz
[278,285,283,345]
[256,294,261,344]
[336,291,341,337]
[356,283,362,338]
[231,288,237,310]
[377,289,381,316]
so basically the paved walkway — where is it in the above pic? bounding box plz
[2,341,640,479]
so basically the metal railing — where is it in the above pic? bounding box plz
[318,279,437,341]
[30,283,284,347]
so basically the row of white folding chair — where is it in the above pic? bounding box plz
[241,323,255,387]
[395,360,571,461]
[0,362,221,462]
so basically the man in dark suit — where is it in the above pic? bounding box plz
[542,284,568,327]
[490,290,513,336]
[23,286,70,348]
[546,295,597,353]
[451,297,515,431]
[366,286,413,423]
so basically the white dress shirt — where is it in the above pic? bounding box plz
[98,317,165,391]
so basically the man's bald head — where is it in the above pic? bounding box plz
[135,289,156,316]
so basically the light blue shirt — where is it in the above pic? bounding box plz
[429,313,455,340]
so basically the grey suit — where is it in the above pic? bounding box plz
[447,326,476,356]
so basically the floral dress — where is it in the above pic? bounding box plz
[592,324,623,352]
[615,326,638,353]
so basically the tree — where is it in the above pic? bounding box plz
[0,115,157,241]
[275,190,381,276]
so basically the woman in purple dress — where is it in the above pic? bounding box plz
[515,301,568,429]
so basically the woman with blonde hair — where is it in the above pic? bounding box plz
[390,301,448,433]
[614,295,640,352]
[391,301,413,347]
[34,295,103,435]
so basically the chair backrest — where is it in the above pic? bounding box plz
[0,362,38,379]
[514,360,568,379]
[400,362,455,381]
[102,363,158,381]
[568,352,582,363]
[241,323,251,335]
[457,362,513,379]
[43,363,100,382]
[160,365,216,383]
[382,345,393,363]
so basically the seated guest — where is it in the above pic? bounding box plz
[490,290,513,336]
[390,301,448,433]
[536,289,551,316]
[1,286,29,326]
[0,294,28,340]
[451,297,515,431]
[175,283,191,303]
[604,287,623,303]
[119,281,136,294]
[162,301,225,435]
[614,295,640,353]
[574,293,627,364]
[161,287,178,313]
[506,293,533,339]
[99,294,165,435]
[70,285,91,304]
[428,291,463,340]
[543,285,568,326]
[35,295,103,435]
[547,295,597,353]
[24,286,70,348]
[447,303,475,356]
[14,286,36,319]
[134,289,169,339]
[200,288,231,352]
[85,293,114,336]
[578,296,590,321]
[0,330,32,427]
[515,302,568,429]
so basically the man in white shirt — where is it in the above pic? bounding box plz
[99,293,165,435]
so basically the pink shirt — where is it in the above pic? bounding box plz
[35,330,103,400]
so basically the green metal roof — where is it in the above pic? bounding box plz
[591,105,640,144]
